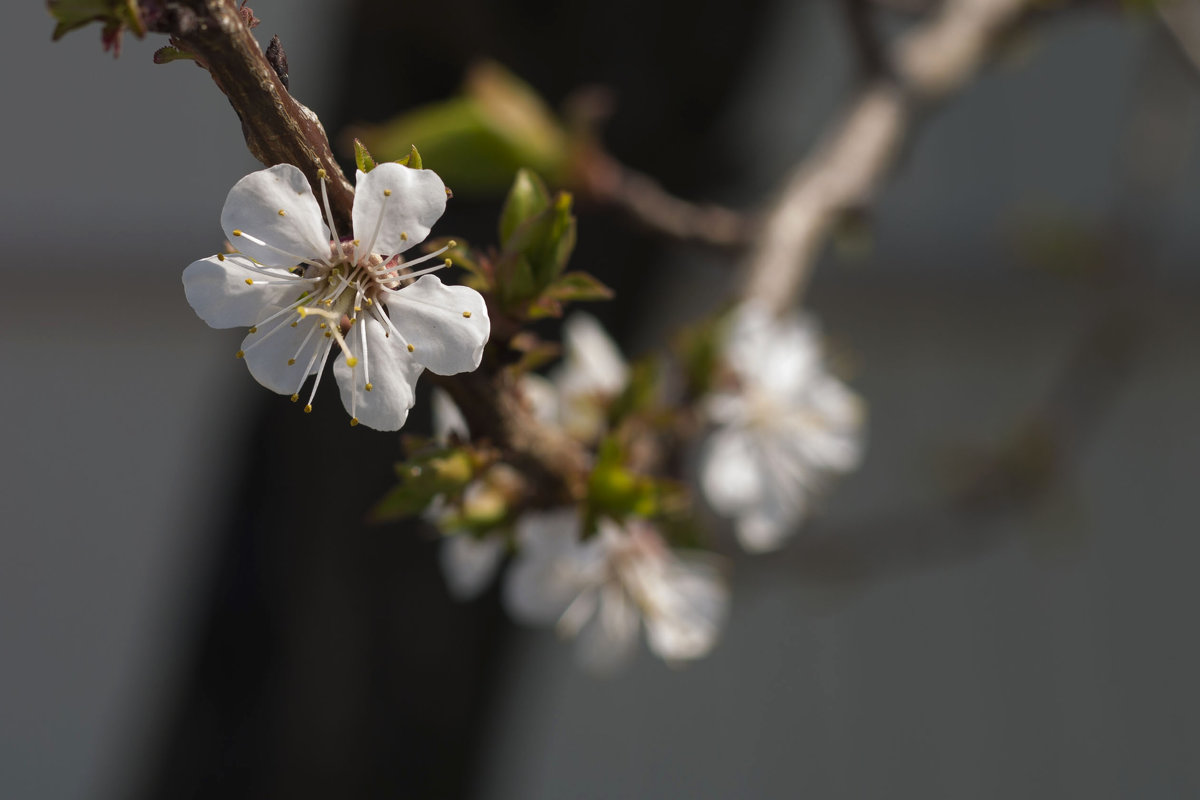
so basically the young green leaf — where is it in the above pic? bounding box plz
[353,138,377,173]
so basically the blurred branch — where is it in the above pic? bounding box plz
[1159,0,1200,77]
[578,149,753,247]
[743,0,1037,314]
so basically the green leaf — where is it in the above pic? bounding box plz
[152,45,194,64]
[396,144,423,170]
[673,313,724,397]
[539,271,613,304]
[499,169,550,246]
[507,332,561,375]
[349,61,569,197]
[608,357,661,423]
[370,448,475,522]
[49,0,143,40]
[353,138,377,173]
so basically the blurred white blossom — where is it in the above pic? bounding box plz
[183,163,489,430]
[504,510,729,675]
[522,312,629,440]
[700,302,864,552]
[430,388,508,600]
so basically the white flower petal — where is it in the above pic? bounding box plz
[519,374,560,425]
[439,533,506,601]
[572,583,640,676]
[431,387,469,441]
[242,316,326,395]
[387,275,490,376]
[643,557,729,663]
[182,254,306,329]
[504,509,584,625]
[699,427,767,516]
[352,163,447,260]
[557,313,629,398]
[334,318,423,431]
[220,164,330,268]
[735,511,795,553]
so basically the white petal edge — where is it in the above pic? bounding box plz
[386,275,490,376]
[334,317,423,431]
[352,163,448,261]
[220,164,331,268]
[440,533,506,601]
[242,317,327,395]
[431,387,470,441]
[504,509,584,625]
[183,254,308,329]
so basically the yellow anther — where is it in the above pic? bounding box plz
[290,394,299,402]
[407,344,415,353]
[290,322,298,328]
[365,382,374,392]
[400,232,408,241]
[353,239,360,247]
[232,229,243,237]
[447,240,457,248]
[248,326,257,334]
[297,307,309,318]
[444,258,453,267]
[278,209,287,217]
[245,278,254,285]
[217,253,226,261]
[383,189,392,197]
[354,306,362,312]
[235,350,245,359]
[350,417,360,427]
[317,168,327,179]
[287,358,296,366]
[303,404,313,414]
[365,298,374,306]
[346,356,359,367]
[462,311,472,318]
[324,331,332,338]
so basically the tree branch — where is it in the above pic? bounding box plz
[743,0,1037,314]
[149,0,355,231]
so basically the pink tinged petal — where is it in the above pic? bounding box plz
[221,164,330,268]
[386,275,490,376]
[242,316,324,395]
[440,534,506,601]
[334,318,422,431]
[352,163,448,261]
[182,254,305,329]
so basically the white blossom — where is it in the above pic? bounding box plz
[429,388,508,600]
[700,302,864,552]
[504,510,729,674]
[522,312,629,440]
[183,163,490,431]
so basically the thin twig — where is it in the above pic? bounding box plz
[579,149,752,247]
